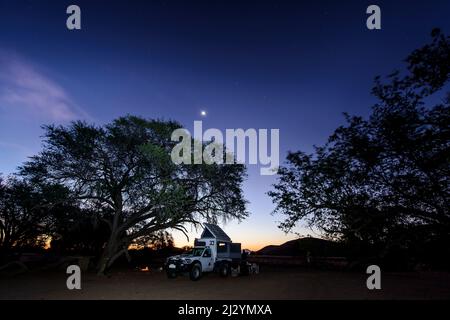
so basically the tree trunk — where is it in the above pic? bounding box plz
[97,232,120,275]
[96,252,109,275]
[96,233,130,275]
[97,198,124,275]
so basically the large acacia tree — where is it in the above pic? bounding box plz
[269,30,449,250]
[21,116,247,274]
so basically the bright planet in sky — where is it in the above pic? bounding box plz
[201,110,207,116]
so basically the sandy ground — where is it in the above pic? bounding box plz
[1,267,450,300]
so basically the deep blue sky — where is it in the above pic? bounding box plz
[1,0,449,249]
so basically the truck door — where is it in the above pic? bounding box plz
[201,248,214,272]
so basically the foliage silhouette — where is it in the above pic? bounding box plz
[269,29,450,267]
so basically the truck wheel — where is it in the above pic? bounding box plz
[189,263,202,281]
[167,271,177,279]
[219,263,230,278]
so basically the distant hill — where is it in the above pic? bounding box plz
[256,237,345,257]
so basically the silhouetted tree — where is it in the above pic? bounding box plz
[49,207,110,256]
[21,116,247,274]
[269,30,449,256]
[0,177,70,251]
[131,230,174,250]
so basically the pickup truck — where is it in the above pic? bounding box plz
[164,223,242,281]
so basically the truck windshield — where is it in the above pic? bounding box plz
[190,248,205,257]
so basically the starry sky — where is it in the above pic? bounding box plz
[0,0,449,250]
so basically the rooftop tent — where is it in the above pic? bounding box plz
[201,223,231,242]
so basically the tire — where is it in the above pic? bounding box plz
[219,263,230,278]
[189,263,202,281]
[166,270,177,279]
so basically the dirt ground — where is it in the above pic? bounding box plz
[1,267,450,300]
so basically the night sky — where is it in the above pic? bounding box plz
[1,0,449,249]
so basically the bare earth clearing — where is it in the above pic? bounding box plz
[1,267,450,300]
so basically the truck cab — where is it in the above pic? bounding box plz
[185,246,215,272]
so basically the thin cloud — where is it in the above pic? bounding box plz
[0,141,33,155]
[0,51,90,122]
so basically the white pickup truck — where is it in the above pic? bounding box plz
[164,223,243,281]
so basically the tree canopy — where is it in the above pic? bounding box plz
[269,30,450,252]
